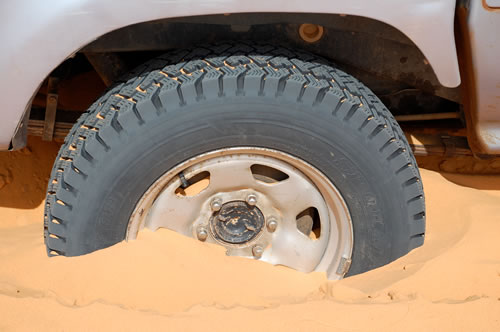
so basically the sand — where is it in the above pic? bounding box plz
[0,137,499,331]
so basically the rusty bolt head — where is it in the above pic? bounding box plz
[210,199,222,212]
[252,245,264,259]
[246,194,257,206]
[196,226,208,241]
[48,96,57,102]
[267,218,278,233]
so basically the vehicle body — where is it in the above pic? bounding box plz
[1,0,499,155]
[1,0,499,278]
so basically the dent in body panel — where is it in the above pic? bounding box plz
[0,0,460,150]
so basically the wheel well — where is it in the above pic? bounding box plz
[88,13,460,100]
[30,13,465,154]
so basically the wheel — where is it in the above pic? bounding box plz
[44,43,425,279]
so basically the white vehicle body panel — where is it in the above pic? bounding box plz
[466,0,500,153]
[485,0,500,7]
[0,0,460,150]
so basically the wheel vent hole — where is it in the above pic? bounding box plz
[251,164,289,184]
[296,207,321,240]
[175,171,210,196]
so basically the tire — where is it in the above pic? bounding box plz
[44,43,425,277]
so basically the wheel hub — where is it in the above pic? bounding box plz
[210,201,265,244]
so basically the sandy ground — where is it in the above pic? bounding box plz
[0,137,499,331]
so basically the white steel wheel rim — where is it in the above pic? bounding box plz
[127,147,353,279]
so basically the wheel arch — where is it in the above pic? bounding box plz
[0,0,460,150]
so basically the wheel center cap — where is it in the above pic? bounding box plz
[210,201,265,244]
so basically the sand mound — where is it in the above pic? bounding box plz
[0,137,499,331]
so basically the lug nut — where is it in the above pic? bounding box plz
[267,218,278,233]
[210,199,222,212]
[246,194,257,206]
[196,226,208,241]
[252,245,264,259]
